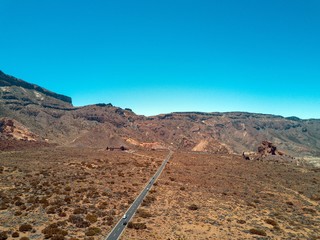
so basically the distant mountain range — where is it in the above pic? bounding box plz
[1,70,320,158]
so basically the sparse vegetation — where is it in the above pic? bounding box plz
[127,222,147,230]
[86,214,98,223]
[18,224,32,232]
[12,232,19,238]
[85,227,101,236]
[137,209,152,218]
[0,231,8,240]
[188,204,199,211]
[249,228,267,236]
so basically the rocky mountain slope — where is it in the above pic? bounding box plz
[1,70,320,158]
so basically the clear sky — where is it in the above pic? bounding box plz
[1,0,319,119]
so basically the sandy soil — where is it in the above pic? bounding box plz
[0,147,167,239]
[122,151,320,240]
[1,148,319,239]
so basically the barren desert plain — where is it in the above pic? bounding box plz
[0,146,319,240]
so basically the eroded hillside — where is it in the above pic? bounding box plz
[1,70,320,160]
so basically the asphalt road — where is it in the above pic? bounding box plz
[104,150,173,240]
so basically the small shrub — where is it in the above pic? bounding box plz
[286,201,294,206]
[86,214,98,223]
[20,238,30,240]
[0,204,9,210]
[39,197,49,206]
[64,196,72,204]
[137,209,152,218]
[19,224,32,232]
[68,215,90,228]
[64,186,71,192]
[127,222,147,230]
[14,211,22,216]
[85,227,101,236]
[180,186,185,191]
[98,201,108,209]
[249,228,267,236]
[42,223,68,239]
[310,194,320,201]
[0,231,8,240]
[142,195,156,207]
[265,218,278,227]
[237,219,246,224]
[302,207,316,214]
[46,206,57,214]
[51,235,65,240]
[12,232,19,238]
[188,204,199,211]
[73,207,87,214]
[15,200,24,206]
[59,212,67,217]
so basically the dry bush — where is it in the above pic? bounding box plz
[188,204,199,211]
[0,203,9,210]
[86,190,100,198]
[236,219,246,224]
[85,227,102,236]
[137,209,152,218]
[20,237,29,240]
[310,194,320,201]
[127,222,147,230]
[19,224,32,232]
[12,232,19,238]
[0,231,8,240]
[142,195,156,207]
[249,228,267,236]
[73,207,87,214]
[64,196,72,204]
[265,218,278,227]
[51,235,65,240]
[46,206,58,214]
[42,223,68,239]
[14,211,22,216]
[302,207,316,214]
[86,214,98,223]
[68,215,90,228]
[180,186,186,191]
[98,201,108,209]
[39,197,49,207]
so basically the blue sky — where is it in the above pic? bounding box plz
[1,0,320,118]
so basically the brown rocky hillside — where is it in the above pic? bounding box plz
[1,70,320,160]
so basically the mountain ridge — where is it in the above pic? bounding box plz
[1,70,320,159]
[0,70,72,104]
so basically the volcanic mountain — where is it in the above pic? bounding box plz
[1,70,320,159]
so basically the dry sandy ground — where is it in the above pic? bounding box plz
[122,152,320,240]
[1,148,319,240]
[0,147,167,239]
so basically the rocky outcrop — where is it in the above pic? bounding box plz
[0,118,39,141]
[258,141,282,157]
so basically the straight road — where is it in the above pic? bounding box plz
[104,150,173,240]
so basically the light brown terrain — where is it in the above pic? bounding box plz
[0,146,167,239]
[123,152,320,240]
